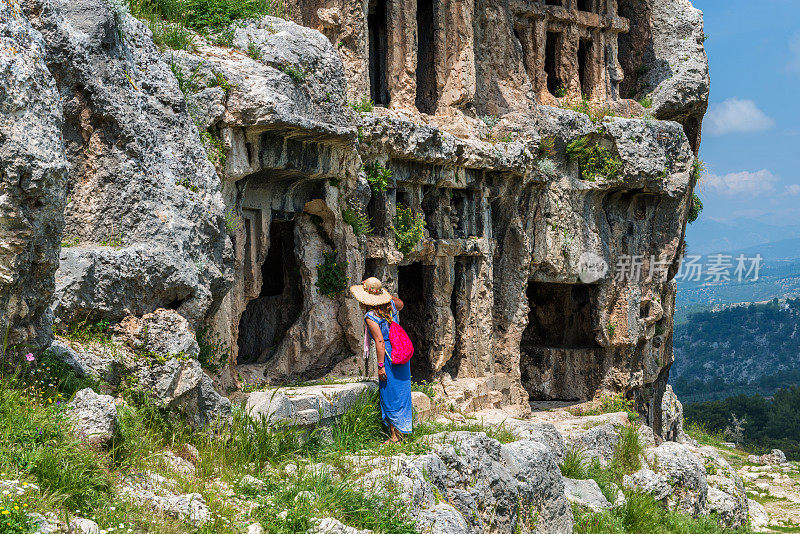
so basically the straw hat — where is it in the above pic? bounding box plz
[350,277,392,306]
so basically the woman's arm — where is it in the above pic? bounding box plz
[366,317,388,381]
[391,294,404,311]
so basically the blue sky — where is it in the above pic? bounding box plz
[685,0,800,251]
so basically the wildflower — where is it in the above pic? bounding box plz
[25,353,34,362]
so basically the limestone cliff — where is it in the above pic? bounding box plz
[1,0,709,438]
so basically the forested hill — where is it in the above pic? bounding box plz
[671,298,800,403]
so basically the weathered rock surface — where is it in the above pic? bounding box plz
[22,0,231,328]
[136,357,231,427]
[0,0,67,353]
[661,385,693,444]
[119,472,211,525]
[66,387,118,444]
[5,0,709,457]
[115,309,200,360]
[48,338,123,384]
[623,467,673,501]
[246,381,378,427]
[357,431,573,533]
[563,478,612,512]
[310,518,371,534]
[68,518,99,534]
[647,442,708,515]
[747,498,769,530]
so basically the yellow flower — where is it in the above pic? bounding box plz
[1,510,9,515]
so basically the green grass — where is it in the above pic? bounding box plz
[342,203,373,236]
[254,471,416,534]
[573,491,753,533]
[577,393,639,421]
[128,0,286,32]
[348,96,374,113]
[0,376,113,512]
[411,380,436,399]
[684,421,727,448]
[392,204,426,255]
[57,317,112,345]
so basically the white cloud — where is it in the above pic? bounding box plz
[788,34,800,74]
[705,98,774,136]
[705,170,778,196]
[786,184,800,196]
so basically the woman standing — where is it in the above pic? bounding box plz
[350,277,412,443]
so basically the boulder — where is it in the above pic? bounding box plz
[647,442,708,515]
[69,518,99,534]
[760,449,787,465]
[355,431,572,533]
[309,517,372,534]
[747,498,769,530]
[166,493,211,525]
[623,468,673,501]
[115,309,200,359]
[647,0,710,126]
[66,388,118,444]
[136,358,231,427]
[661,385,692,443]
[120,472,210,525]
[0,0,68,352]
[48,338,123,384]
[246,381,378,428]
[563,478,612,513]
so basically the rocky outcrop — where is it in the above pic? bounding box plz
[4,0,709,442]
[22,0,231,327]
[357,431,573,533]
[0,0,68,353]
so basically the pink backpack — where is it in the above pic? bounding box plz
[388,322,414,364]
[363,304,414,365]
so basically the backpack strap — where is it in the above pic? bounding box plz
[390,299,399,324]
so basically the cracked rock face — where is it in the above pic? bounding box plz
[0,0,68,353]
[22,0,231,328]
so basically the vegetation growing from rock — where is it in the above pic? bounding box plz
[341,198,372,236]
[566,136,623,182]
[363,161,391,192]
[314,251,348,298]
[392,205,426,254]
[127,0,287,50]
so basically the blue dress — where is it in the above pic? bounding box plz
[365,301,413,434]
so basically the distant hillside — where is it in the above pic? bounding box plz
[675,237,800,323]
[684,218,800,256]
[671,298,800,403]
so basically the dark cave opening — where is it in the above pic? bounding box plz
[578,39,593,97]
[544,0,562,6]
[545,31,562,95]
[521,282,600,350]
[682,115,700,155]
[237,219,302,364]
[415,0,438,114]
[519,281,601,401]
[398,262,435,381]
[577,0,593,12]
[368,0,389,106]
